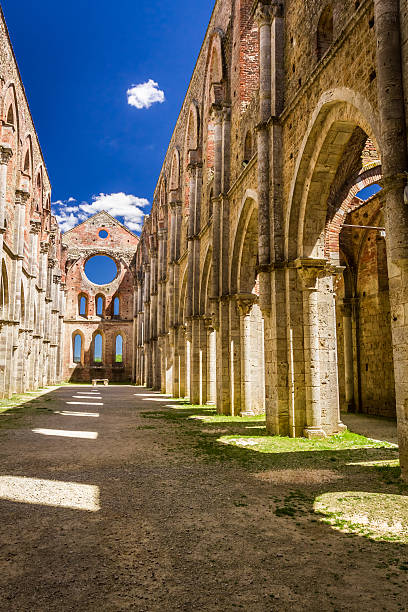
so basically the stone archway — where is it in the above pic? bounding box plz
[285,93,389,438]
[231,196,265,415]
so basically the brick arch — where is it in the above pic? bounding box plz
[230,191,258,294]
[325,165,382,261]
[285,90,380,261]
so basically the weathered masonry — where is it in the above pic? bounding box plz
[0,8,65,396]
[134,0,408,479]
[62,212,138,383]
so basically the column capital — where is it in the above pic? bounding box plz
[15,189,30,205]
[30,220,42,235]
[40,243,50,255]
[296,258,328,291]
[210,103,224,124]
[0,144,12,165]
[254,1,283,25]
[236,292,258,317]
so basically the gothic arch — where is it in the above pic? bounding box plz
[169,149,180,192]
[199,246,212,316]
[230,191,258,294]
[285,89,381,261]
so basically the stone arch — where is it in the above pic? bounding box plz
[185,101,200,153]
[0,259,9,318]
[2,82,19,135]
[199,246,212,316]
[169,149,180,192]
[178,267,188,325]
[230,191,258,294]
[286,90,381,261]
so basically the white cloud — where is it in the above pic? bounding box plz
[52,192,149,234]
[127,79,165,110]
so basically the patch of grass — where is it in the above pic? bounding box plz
[314,491,408,543]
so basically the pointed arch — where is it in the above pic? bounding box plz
[0,260,8,318]
[72,330,85,364]
[285,89,381,261]
[169,149,180,191]
[230,191,259,294]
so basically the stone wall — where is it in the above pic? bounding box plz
[62,211,138,383]
[0,7,65,397]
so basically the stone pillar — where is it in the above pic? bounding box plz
[207,323,217,404]
[255,2,272,315]
[210,107,223,313]
[374,0,408,478]
[298,262,327,439]
[237,294,258,415]
[342,300,355,412]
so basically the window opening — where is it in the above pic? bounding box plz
[115,335,123,363]
[84,255,117,285]
[94,334,103,363]
[99,229,108,239]
[79,295,87,316]
[96,296,104,316]
[113,297,120,316]
[73,334,82,364]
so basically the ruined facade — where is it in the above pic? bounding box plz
[0,8,65,398]
[62,212,138,384]
[135,0,408,479]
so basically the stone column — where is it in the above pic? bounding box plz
[342,300,355,412]
[255,2,272,315]
[237,294,258,415]
[297,262,327,439]
[210,106,223,313]
[374,0,408,478]
[206,322,217,404]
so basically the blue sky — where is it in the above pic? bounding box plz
[2,0,214,233]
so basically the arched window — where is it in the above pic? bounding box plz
[6,105,14,125]
[73,334,82,364]
[115,335,123,363]
[243,131,253,165]
[113,296,120,316]
[317,5,333,61]
[36,174,42,212]
[96,295,104,316]
[24,151,30,173]
[94,333,103,363]
[78,294,88,317]
[0,262,7,317]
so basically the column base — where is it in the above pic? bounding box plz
[303,427,327,440]
[336,421,348,433]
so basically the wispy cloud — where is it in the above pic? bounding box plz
[52,192,149,233]
[127,79,165,110]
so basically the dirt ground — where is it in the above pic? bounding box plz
[0,385,407,612]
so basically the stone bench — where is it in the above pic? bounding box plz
[92,379,109,387]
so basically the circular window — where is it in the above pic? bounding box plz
[84,255,118,285]
[99,229,109,239]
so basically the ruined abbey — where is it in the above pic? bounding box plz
[2,0,408,477]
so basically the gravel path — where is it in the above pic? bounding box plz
[0,386,407,611]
